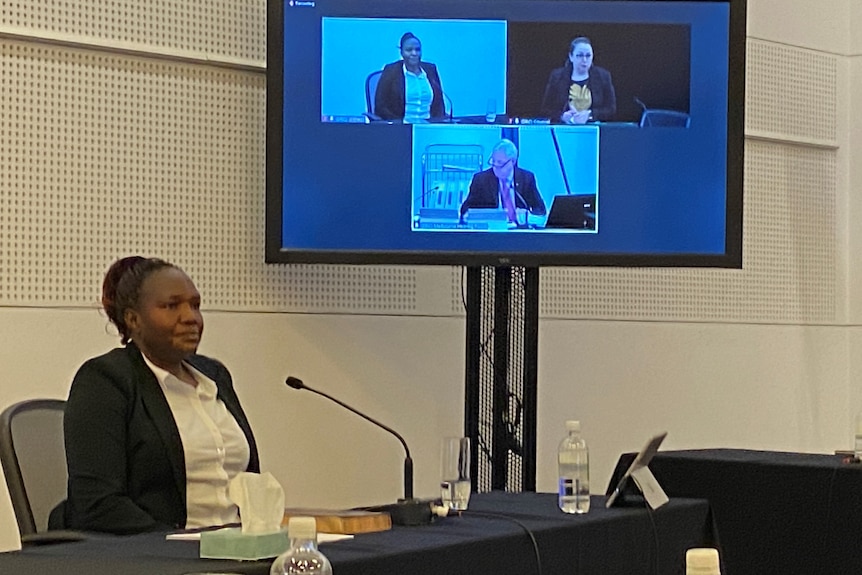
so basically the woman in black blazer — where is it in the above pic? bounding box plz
[374,32,445,122]
[541,37,616,124]
[52,256,260,534]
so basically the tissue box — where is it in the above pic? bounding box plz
[199,527,289,561]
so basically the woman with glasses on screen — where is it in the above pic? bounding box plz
[541,37,616,124]
[374,32,446,122]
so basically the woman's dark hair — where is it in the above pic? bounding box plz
[564,36,593,68]
[399,32,420,49]
[569,37,592,54]
[101,256,176,344]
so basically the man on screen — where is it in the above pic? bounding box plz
[459,139,547,226]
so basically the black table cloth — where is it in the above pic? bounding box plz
[0,491,715,575]
[608,449,862,575]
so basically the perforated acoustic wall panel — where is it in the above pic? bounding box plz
[0,2,431,315]
[538,140,837,323]
[746,40,838,148]
[0,3,843,323]
[0,0,265,65]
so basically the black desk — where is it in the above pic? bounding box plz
[1,492,714,575]
[608,449,862,575]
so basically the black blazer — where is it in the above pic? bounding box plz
[459,167,547,217]
[374,60,445,121]
[54,343,259,534]
[540,64,616,122]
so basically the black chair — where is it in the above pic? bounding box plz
[639,109,691,128]
[364,70,383,121]
[0,399,86,546]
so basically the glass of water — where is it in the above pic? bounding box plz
[485,99,496,123]
[440,436,471,510]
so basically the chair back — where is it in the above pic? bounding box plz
[639,109,691,128]
[365,70,383,117]
[0,399,67,537]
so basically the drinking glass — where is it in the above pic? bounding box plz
[441,437,471,510]
[485,99,496,123]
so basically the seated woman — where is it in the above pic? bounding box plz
[51,256,259,534]
[540,37,616,124]
[374,32,445,122]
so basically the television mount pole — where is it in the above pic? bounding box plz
[464,266,538,492]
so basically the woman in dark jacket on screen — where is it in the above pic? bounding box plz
[541,36,616,123]
[374,32,446,122]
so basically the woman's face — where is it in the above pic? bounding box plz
[125,267,204,368]
[569,42,593,75]
[400,37,422,68]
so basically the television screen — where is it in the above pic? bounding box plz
[266,0,745,267]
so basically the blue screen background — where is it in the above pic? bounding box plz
[321,18,508,119]
[276,0,733,261]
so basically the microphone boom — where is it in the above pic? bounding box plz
[284,376,432,526]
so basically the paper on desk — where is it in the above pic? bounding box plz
[166,532,353,543]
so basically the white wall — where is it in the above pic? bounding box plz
[748,0,849,53]
[1,0,860,555]
[535,321,851,493]
[847,0,862,473]
[849,14,862,323]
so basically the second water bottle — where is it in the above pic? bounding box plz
[558,420,590,514]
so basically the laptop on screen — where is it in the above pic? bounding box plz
[544,195,595,229]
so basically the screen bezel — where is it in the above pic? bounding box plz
[265,0,746,268]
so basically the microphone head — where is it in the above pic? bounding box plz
[285,376,305,390]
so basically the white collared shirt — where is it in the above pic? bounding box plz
[402,64,433,123]
[142,355,251,529]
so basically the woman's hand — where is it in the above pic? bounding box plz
[562,109,591,125]
[571,109,591,124]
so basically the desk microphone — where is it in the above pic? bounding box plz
[284,376,433,526]
[441,90,454,123]
[512,188,531,228]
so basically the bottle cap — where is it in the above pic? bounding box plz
[287,516,317,540]
[686,547,720,575]
[565,420,581,432]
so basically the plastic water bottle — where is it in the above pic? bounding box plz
[270,517,333,575]
[558,420,590,514]
[686,547,721,575]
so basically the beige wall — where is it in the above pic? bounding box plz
[748,0,849,53]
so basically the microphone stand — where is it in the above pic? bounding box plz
[285,377,433,526]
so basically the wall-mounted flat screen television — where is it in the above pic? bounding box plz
[266,0,745,267]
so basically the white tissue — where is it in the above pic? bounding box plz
[228,471,285,535]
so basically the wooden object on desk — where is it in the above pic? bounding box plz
[282,508,392,534]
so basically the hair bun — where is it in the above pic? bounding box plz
[101,256,146,310]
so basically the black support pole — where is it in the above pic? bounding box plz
[464,266,539,493]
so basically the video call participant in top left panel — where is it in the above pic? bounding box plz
[374,32,445,122]
[320,18,508,125]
